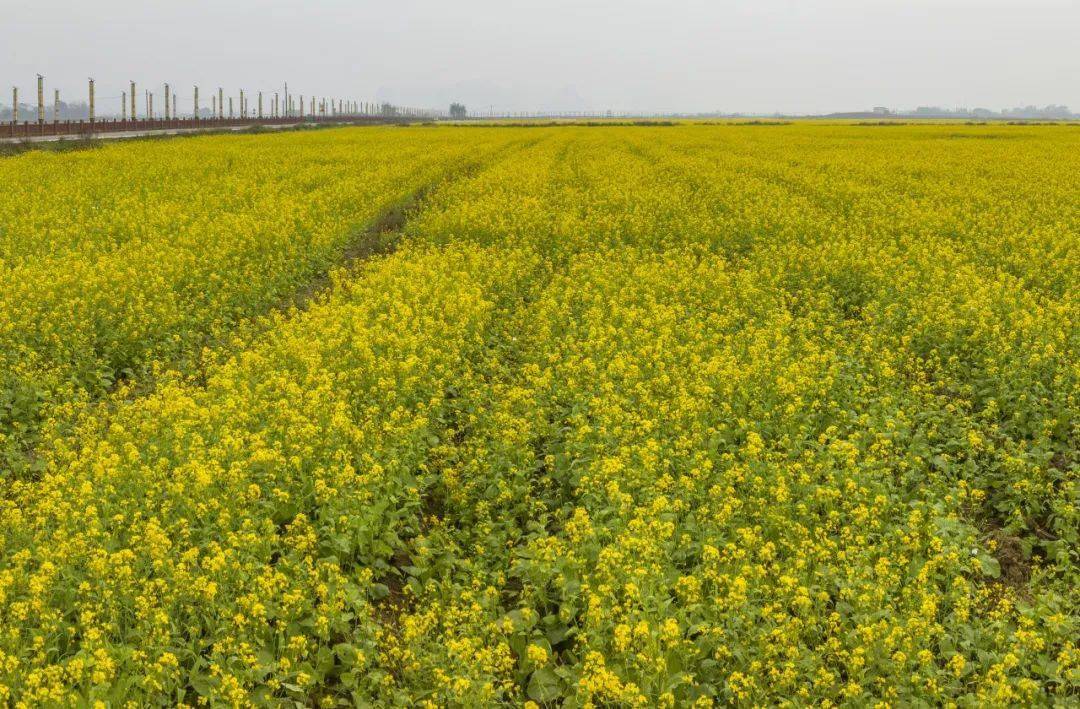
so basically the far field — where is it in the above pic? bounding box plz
[0,123,1076,705]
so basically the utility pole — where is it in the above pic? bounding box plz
[88,78,95,123]
[10,87,16,126]
[122,91,127,121]
[194,86,199,119]
[130,81,136,120]
[37,74,44,124]
[258,91,263,118]
[54,89,60,123]
[229,96,233,118]
[211,95,216,119]
[218,87,223,119]
[164,84,170,119]
[284,82,289,117]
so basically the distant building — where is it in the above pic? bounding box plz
[873,107,890,115]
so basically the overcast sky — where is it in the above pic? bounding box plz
[3,0,1078,115]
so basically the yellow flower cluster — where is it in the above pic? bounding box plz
[0,122,1076,704]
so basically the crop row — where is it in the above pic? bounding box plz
[0,127,523,475]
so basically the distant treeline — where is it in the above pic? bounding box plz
[1,102,94,121]
[830,105,1075,121]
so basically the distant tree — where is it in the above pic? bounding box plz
[449,102,467,119]
[381,102,398,117]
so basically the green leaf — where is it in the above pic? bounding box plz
[189,673,216,697]
[528,667,562,703]
[978,553,1001,579]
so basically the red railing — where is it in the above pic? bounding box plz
[0,115,419,140]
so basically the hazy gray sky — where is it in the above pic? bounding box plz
[4,0,1078,115]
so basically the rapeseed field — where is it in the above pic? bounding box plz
[0,127,522,475]
[0,124,1076,705]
